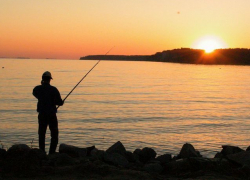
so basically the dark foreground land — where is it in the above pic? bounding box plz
[80,48,250,65]
[1,142,250,180]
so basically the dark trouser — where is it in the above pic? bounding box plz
[38,113,59,154]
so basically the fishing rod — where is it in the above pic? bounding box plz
[57,46,115,110]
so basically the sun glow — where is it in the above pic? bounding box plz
[192,36,228,53]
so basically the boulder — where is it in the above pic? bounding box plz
[214,152,224,158]
[103,152,129,168]
[239,165,250,177]
[178,143,201,159]
[246,146,250,151]
[164,158,192,175]
[27,148,47,161]
[156,154,172,165]
[138,147,157,164]
[221,145,244,156]
[78,161,118,177]
[133,149,141,162]
[86,145,96,156]
[124,151,137,162]
[90,148,105,160]
[59,144,87,158]
[133,148,141,155]
[0,148,6,159]
[6,144,31,156]
[226,150,250,166]
[48,153,78,166]
[106,141,126,155]
[188,157,216,171]
[143,162,163,173]
[4,145,45,176]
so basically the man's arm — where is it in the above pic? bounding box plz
[33,86,39,99]
[54,88,64,106]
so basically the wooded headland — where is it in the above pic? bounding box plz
[80,48,250,65]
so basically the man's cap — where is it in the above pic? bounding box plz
[42,71,53,79]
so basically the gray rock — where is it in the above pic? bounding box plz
[178,143,201,159]
[28,148,47,161]
[25,148,47,168]
[78,161,117,176]
[106,141,126,155]
[86,145,95,156]
[165,158,210,175]
[239,165,250,176]
[143,163,163,173]
[103,152,129,167]
[59,144,87,158]
[9,144,30,150]
[188,157,215,171]
[133,148,141,155]
[146,159,161,164]
[48,153,78,166]
[7,144,31,156]
[138,147,157,164]
[221,145,244,155]
[4,145,43,176]
[156,154,172,165]
[90,148,105,160]
[165,158,191,174]
[0,148,6,159]
[214,152,224,158]
[124,151,137,162]
[227,150,250,166]
[165,157,240,177]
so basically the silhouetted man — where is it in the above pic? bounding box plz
[33,71,64,154]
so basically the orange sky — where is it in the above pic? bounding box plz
[0,0,250,59]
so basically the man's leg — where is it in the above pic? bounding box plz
[49,114,59,154]
[38,113,48,152]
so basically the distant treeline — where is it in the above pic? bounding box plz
[80,48,250,65]
[80,55,151,61]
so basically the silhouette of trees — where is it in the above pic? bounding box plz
[80,48,250,65]
[151,48,250,65]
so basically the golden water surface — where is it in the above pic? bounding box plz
[0,59,250,157]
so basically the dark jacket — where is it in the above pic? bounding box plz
[33,83,63,114]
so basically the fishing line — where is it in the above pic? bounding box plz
[57,46,115,110]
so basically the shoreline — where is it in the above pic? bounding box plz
[1,141,250,180]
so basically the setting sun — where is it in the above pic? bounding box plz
[192,36,228,53]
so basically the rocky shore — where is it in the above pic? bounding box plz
[0,142,250,180]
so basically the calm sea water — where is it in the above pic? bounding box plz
[0,59,250,157]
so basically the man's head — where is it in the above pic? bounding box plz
[42,71,53,82]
